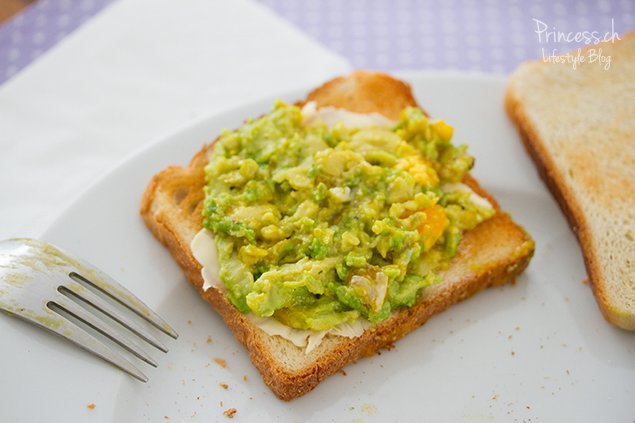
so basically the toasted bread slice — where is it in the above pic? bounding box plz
[505,34,635,331]
[141,71,535,400]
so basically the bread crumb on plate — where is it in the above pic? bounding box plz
[223,408,237,418]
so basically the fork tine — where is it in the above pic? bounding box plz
[30,237,178,339]
[69,270,178,339]
[62,280,168,353]
[6,308,148,382]
[48,296,158,368]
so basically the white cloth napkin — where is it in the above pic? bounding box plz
[0,0,350,240]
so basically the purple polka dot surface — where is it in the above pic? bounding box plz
[258,0,634,72]
[0,0,633,85]
[0,0,113,83]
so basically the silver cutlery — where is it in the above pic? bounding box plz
[0,238,178,382]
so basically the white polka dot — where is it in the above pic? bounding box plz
[35,14,47,27]
[328,11,343,23]
[6,65,18,77]
[307,29,322,40]
[443,37,459,49]
[395,11,410,23]
[530,4,544,17]
[440,8,454,21]
[467,50,480,62]
[490,48,504,60]
[422,52,434,63]
[12,14,24,25]
[32,32,45,44]
[555,18,568,30]
[488,33,503,46]
[376,54,390,66]
[513,48,526,60]
[575,2,588,14]
[284,11,298,21]
[328,39,344,51]
[353,54,366,66]
[351,24,366,37]
[420,39,434,53]
[351,39,367,52]
[80,0,95,10]
[488,22,503,36]
[396,25,411,37]
[8,48,20,61]
[463,7,479,21]
[598,0,612,13]
[374,25,390,37]
[444,50,459,63]
[484,5,502,20]
[327,26,343,39]
[375,39,390,52]
[397,37,413,50]
[465,36,479,47]
[442,23,457,35]
[57,14,70,27]
[398,52,413,65]
[464,21,479,33]
[508,5,522,18]
[553,3,567,16]
[10,31,23,43]
[370,10,386,22]
[508,18,523,32]
[305,11,320,24]
[419,21,433,33]
[511,34,526,46]
[577,16,590,29]
[492,63,506,74]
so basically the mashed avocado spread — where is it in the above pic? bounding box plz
[202,101,494,332]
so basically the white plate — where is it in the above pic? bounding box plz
[2,72,633,422]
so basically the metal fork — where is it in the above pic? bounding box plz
[0,238,178,382]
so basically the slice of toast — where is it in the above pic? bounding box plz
[505,34,635,331]
[141,71,535,400]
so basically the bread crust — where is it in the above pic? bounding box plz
[504,34,635,330]
[505,90,633,330]
[303,71,418,120]
[141,71,535,399]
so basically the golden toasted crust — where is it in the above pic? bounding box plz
[504,33,635,330]
[141,71,535,400]
[304,71,418,120]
